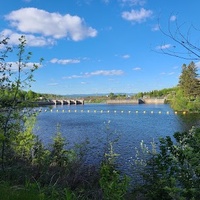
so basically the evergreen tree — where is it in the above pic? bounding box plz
[178,61,200,99]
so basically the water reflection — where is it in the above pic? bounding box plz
[177,113,200,130]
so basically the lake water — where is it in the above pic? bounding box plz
[34,103,200,172]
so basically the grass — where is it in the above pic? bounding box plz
[0,182,45,200]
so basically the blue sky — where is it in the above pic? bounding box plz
[1,0,200,95]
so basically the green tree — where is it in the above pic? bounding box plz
[13,115,36,161]
[26,90,38,100]
[108,92,116,99]
[179,62,200,99]
[0,36,43,170]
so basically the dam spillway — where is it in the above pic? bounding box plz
[51,99,84,105]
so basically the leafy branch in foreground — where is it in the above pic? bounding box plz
[0,36,43,171]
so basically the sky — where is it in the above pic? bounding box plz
[1,0,200,95]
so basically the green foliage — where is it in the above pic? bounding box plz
[135,87,178,99]
[170,89,188,111]
[26,90,39,101]
[168,62,200,112]
[170,89,200,112]
[0,181,45,200]
[100,141,129,200]
[32,136,50,167]
[64,188,77,200]
[50,125,77,167]
[179,62,200,99]
[0,36,43,170]
[100,162,129,200]
[135,127,200,199]
[13,116,36,161]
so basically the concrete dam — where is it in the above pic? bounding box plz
[51,99,84,105]
[106,98,166,104]
[35,99,84,106]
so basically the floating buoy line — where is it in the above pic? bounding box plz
[33,108,190,115]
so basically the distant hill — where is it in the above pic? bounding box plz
[64,93,135,98]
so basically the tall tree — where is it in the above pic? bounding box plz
[178,61,200,99]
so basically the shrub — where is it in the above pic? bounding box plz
[133,127,200,199]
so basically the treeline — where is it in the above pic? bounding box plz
[134,87,178,99]
[0,88,67,104]
[0,88,40,101]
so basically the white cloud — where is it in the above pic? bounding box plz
[0,29,56,47]
[6,62,42,71]
[65,75,83,79]
[122,8,153,23]
[87,70,124,76]
[195,61,200,69]
[120,0,146,6]
[5,7,97,41]
[133,67,141,71]
[122,54,130,59]
[161,72,175,76]
[173,66,179,69]
[151,24,159,31]
[64,70,124,79]
[170,15,177,22]
[81,81,87,84]
[50,58,80,65]
[156,44,171,50]
[48,83,59,86]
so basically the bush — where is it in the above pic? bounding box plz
[133,127,200,199]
